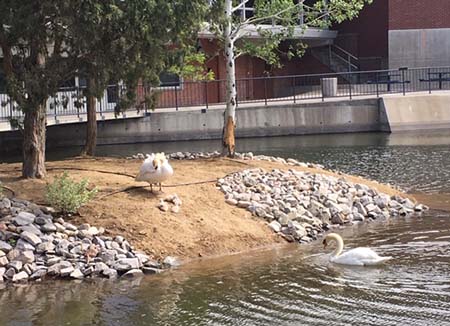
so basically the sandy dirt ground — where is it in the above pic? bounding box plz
[0,157,411,262]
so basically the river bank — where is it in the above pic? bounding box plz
[0,153,425,283]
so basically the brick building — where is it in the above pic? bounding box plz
[336,0,450,69]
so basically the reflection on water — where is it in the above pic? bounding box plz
[1,213,449,326]
[1,130,450,325]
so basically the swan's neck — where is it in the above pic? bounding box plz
[328,234,344,257]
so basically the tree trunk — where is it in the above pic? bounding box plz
[83,78,97,156]
[22,103,47,178]
[222,0,237,157]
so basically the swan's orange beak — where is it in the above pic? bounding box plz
[322,239,328,249]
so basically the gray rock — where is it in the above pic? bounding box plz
[36,242,56,254]
[63,223,78,232]
[113,258,141,271]
[102,268,118,279]
[15,239,35,252]
[47,261,73,276]
[14,251,35,264]
[94,262,109,273]
[34,216,52,225]
[41,223,57,233]
[0,198,11,209]
[60,266,75,277]
[99,250,116,265]
[0,256,9,267]
[0,240,12,253]
[365,203,377,212]
[18,224,43,236]
[13,212,35,226]
[70,268,84,279]
[163,256,180,267]
[47,257,62,266]
[142,267,163,274]
[54,222,65,233]
[121,269,143,278]
[20,231,42,246]
[8,260,23,272]
[29,269,47,280]
[268,221,281,233]
[12,271,28,282]
[5,267,15,279]
[237,201,251,208]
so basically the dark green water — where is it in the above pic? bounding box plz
[1,130,450,326]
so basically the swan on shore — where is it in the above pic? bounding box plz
[135,152,173,192]
[323,233,392,266]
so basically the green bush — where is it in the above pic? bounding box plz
[45,172,97,214]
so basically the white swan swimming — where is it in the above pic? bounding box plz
[323,233,392,266]
[135,152,173,192]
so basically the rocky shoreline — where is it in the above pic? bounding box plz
[217,167,427,243]
[0,151,427,284]
[0,197,170,284]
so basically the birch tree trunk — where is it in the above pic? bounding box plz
[222,0,237,157]
[83,78,97,156]
[22,103,47,178]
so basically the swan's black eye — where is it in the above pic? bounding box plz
[322,239,327,245]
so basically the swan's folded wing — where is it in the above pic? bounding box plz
[334,248,391,266]
[135,158,157,181]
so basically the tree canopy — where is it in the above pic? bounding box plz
[0,0,208,177]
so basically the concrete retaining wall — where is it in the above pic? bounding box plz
[0,98,381,153]
[2,92,450,156]
[380,93,450,131]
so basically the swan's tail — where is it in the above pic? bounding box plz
[364,256,393,266]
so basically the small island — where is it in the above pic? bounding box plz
[0,152,427,283]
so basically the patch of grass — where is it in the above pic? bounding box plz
[45,172,97,214]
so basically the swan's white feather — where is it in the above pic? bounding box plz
[135,153,173,184]
[330,247,392,266]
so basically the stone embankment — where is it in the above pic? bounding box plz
[0,197,169,284]
[215,155,427,243]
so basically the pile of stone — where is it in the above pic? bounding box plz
[0,197,170,283]
[217,168,428,243]
[157,194,182,213]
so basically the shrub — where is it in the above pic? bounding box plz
[45,172,97,214]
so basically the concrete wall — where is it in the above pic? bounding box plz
[2,92,450,156]
[0,99,381,154]
[380,93,450,131]
[389,28,450,68]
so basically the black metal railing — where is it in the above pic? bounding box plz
[1,66,450,123]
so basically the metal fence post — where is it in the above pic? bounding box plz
[321,78,324,102]
[204,81,208,109]
[9,100,13,121]
[175,85,178,111]
[401,68,406,96]
[349,75,352,100]
[376,72,379,97]
[292,77,296,104]
[54,97,57,121]
[264,78,267,106]
[428,68,431,94]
